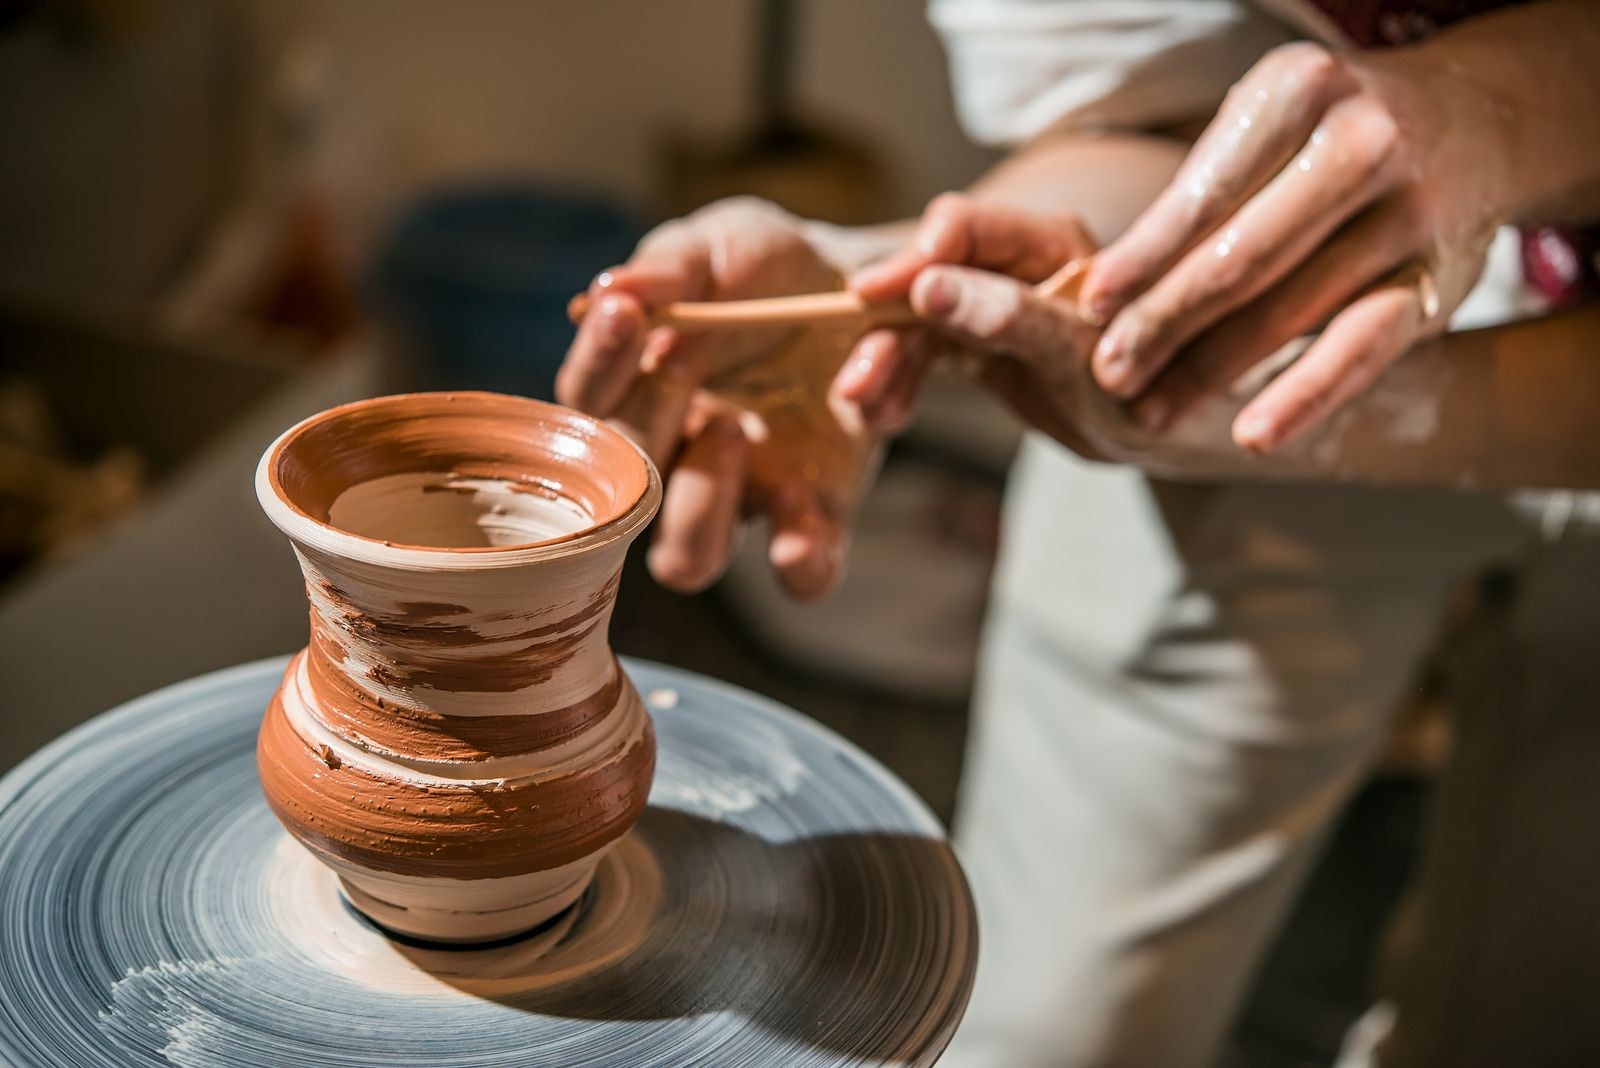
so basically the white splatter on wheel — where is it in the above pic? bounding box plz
[0,658,975,1067]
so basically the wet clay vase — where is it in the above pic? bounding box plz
[255,392,661,943]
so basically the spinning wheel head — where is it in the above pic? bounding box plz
[0,658,976,1066]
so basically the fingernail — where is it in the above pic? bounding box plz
[919,273,958,318]
[851,353,876,382]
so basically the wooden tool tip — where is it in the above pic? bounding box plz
[567,292,593,325]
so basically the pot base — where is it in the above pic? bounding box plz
[333,853,605,944]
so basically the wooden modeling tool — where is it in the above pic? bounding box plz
[567,259,1091,333]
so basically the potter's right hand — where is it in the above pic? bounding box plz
[558,197,878,601]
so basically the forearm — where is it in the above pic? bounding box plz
[1409,0,1600,225]
[1081,308,1600,491]
[807,131,1192,271]
[968,132,1192,243]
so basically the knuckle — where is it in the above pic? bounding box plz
[1170,185,1212,233]
[635,218,688,256]
[1265,41,1340,91]
[1350,100,1402,157]
[926,191,971,220]
[916,193,975,261]
[700,195,784,222]
[1205,244,1251,293]
[1351,338,1397,378]
[1324,100,1404,178]
[1218,76,1254,113]
[690,198,803,259]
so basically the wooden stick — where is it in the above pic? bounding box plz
[566,289,918,329]
[566,259,1093,332]
[1035,258,1088,302]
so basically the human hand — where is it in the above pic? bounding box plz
[557,197,877,600]
[1078,41,1509,452]
[842,193,1110,455]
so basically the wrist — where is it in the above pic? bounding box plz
[1379,44,1518,229]
[1396,1,1600,225]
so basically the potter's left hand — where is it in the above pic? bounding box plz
[558,197,878,601]
[1078,40,1509,452]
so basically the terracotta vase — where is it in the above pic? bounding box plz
[254,392,661,943]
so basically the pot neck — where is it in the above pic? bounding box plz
[294,538,630,720]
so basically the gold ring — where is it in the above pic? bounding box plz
[1387,259,1440,321]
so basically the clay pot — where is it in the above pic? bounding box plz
[255,392,661,943]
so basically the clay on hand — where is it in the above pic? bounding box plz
[558,198,879,601]
[1078,40,1510,452]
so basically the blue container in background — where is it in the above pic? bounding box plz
[370,186,644,400]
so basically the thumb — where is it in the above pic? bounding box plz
[910,265,1097,369]
[851,193,1094,301]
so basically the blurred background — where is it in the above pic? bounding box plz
[0,2,1446,1064]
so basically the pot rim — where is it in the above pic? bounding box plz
[256,391,661,571]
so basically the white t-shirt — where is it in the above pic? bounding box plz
[927,0,1347,144]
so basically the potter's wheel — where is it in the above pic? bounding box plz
[0,657,975,1067]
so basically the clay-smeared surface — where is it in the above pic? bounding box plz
[306,644,627,761]
[258,680,655,879]
[310,571,623,698]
